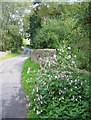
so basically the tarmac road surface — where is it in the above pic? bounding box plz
[0,47,31,119]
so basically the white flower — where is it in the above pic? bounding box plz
[74,55,76,58]
[48,62,50,67]
[68,47,71,49]
[54,54,56,58]
[75,79,77,82]
[59,52,61,55]
[36,87,38,92]
[71,80,73,83]
[55,76,57,78]
[44,82,46,85]
[85,80,87,82]
[59,98,61,101]
[62,49,64,52]
[40,101,43,104]
[28,102,31,107]
[79,96,81,98]
[62,97,64,100]
[27,71,29,73]
[37,110,40,115]
[71,89,73,91]
[33,107,36,111]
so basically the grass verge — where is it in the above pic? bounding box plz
[21,56,40,118]
[0,49,23,61]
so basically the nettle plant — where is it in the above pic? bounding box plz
[26,46,89,119]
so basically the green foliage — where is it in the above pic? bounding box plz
[30,2,89,70]
[27,13,42,47]
[33,19,70,48]
[25,46,89,119]
[21,56,40,118]
[1,25,22,52]
[1,2,32,52]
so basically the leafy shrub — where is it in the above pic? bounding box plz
[33,19,72,49]
[26,45,89,119]
[1,25,22,52]
[32,17,89,71]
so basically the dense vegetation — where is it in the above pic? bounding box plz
[1,1,89,119]
[22,2,90,118]
[22,45,89,119]
[1,2,31,52]
[27,2,89,71]
[1,2,89,70]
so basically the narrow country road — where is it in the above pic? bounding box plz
[0,47,31,119]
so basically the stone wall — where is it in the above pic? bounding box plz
[31,49,56,64]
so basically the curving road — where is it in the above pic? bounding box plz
[0,47,31,119]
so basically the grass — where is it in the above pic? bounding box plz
[0,49,23,61]
[21,56,40,118]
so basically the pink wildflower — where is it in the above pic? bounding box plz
[52,97,55,100]
[49,78,51,80]
[50,92,52,94]
[54,68,56,70]
[37,97,40,101]
[34,99,36,101]
[27,98,29,101]
[50,68,53,70]
[40,95,42,99]
[36,94,38,97]
[51,104,53,106]
[59,90,62,95]
[61,74,64,78]
[38,102,40,105]
[69,82,71,85]
[72,61,75,64]
[26,95,29,98]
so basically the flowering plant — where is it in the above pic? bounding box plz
[26,46,89,119]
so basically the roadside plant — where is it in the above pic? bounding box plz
[26,45,89,119]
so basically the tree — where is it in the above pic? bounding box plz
[1,2,32,51]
